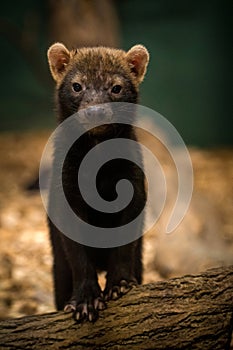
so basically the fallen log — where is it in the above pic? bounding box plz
[0,265,232,350]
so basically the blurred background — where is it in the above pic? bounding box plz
[0,0,232,321]
[0,0,232,145]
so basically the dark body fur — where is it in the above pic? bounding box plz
[47,44,149,321]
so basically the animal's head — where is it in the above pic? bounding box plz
[47,43,149,120]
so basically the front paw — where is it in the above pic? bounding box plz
[104,277,137,301]
[64,281,106,322]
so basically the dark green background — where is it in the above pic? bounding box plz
[0,0,232,146]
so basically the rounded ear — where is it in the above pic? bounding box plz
[47,43,70,82]
[126,45,149,84]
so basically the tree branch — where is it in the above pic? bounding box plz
[0,265,232,349]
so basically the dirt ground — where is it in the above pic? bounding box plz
[0,130,232,319]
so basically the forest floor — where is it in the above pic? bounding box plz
[0,130,232,319]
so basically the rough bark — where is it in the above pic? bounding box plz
[0,265,232,350]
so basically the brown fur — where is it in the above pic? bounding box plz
[47,43,149,322]
[48,43,149,86]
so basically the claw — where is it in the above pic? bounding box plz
[120,279,131,294]
[112,291,119,299]
[98,301,106,310]
[75,311,81,321]
[104,278,137,300]
[94,297,106,310]
[64,303,76,313]
[82,303,88,316]
[68,296,105,323]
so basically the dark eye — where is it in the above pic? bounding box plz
[111,85,122,94]
[72,83,82,92]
